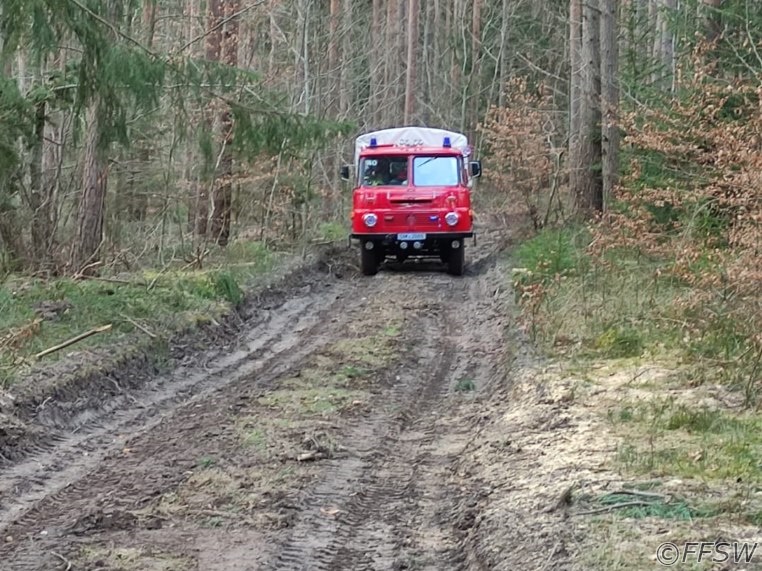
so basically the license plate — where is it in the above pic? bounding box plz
[397,233,426,241]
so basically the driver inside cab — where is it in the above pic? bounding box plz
[388,159,408,185]
[363,160,384,186]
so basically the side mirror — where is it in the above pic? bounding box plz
[470,160,482,178]
[340,165,350,181]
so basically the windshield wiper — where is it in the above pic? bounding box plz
[416,157,438,169]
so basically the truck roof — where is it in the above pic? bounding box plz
[354,127,470,164]
[358,145,464,158]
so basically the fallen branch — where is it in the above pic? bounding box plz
[573,500,654,516]
[34,324,113,360]
[297,450,329,462]
[147,263,175,292]
[119,314,157,339]
[75,275,141,286]
[72,260,103,279]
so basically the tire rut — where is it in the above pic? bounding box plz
[0,276,373,569]
[265,277,464,571]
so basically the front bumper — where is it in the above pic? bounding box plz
[350,232,475,256]
[351,232,474,241]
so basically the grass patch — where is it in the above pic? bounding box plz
[197,456,216,469]
[258,387,362,416]
[610,400,762,485]
[316,221,347,242]
[511,226,687,359]
[594,326,644,359]
[514,225,589,283]
[590,492,717,520]
[336,364,368,382]
[0,239,276,386]
[241,427,267,450]
[148,463,306,528]
[512,224,756,391]
[330,334,399,369]
[455,379,476,392]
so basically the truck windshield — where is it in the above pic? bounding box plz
[360,157,408,186]
[413,156,460,186]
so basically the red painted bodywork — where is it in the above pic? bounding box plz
[351,146,473,236]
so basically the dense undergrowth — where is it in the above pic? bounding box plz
[511,58,762,405]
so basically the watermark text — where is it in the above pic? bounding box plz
[656,541,759,566]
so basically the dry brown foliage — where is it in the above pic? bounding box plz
[592,49,762,366]
[479,79,566,229]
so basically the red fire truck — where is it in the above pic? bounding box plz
[341,127,481,276]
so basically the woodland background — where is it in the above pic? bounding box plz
[0,0,761,397]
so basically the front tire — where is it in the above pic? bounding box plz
[360,245,380,276]
[446,242,465,276]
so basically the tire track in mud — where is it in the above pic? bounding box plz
[328,265,508,571]
[267,302,455,571]
[263,248,508,571]
[0,274,378,569]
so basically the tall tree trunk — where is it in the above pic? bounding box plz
[29,99,50,266]
[575,0,603,215]
[339,0,353,117]
[211,0,240,246]
[651,0,675,88]
[467,0,482,132]
[568,0,583,194]
[41,50,68,266]
[498,0,511,107]
[600,0,619,210]
[395,0,406,119]
[450,0,462,127]
[703,0,722,42]
[131,0,158,222]
[432,0,442,116]
[384,0,397,124]
[472,0,483,62]
[328,0,340,116]
[404,0,419,123]
[370,0,383,125]
[73,98,108,273]
[197,0,224,238]
[268,0,278,79]
[186,0,201,233]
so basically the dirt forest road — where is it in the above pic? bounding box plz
[0,227,574,571]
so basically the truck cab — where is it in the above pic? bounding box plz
[341,127,481,276]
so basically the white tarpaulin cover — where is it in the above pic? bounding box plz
[354,127,469,165]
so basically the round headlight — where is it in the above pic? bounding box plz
[363,213,378,227]
[445,212,459,226]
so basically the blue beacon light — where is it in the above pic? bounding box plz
[370,137,378,147]
[443,136,451,148]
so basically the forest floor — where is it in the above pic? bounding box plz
[1,222,761,570]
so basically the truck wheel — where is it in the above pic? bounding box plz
[360,245,379,276]
[446,243,465,276]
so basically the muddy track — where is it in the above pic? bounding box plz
[0,230,510,571]
[269,305,456,571]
